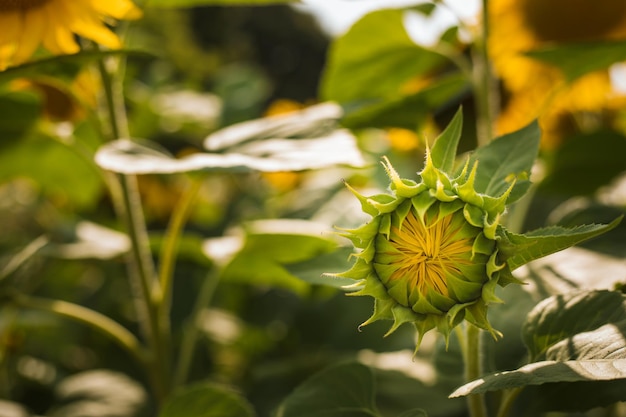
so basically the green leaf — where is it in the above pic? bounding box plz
[523,290,626,361]
[276,362,380,417]
[0,50,150,85]
[539,130,626,196]
[149,0,296,7]
[430,106,463,173]
[211,219,338,295]
[524,39,626,83]
[159,382,254,417]
[452,290,626,411]
[498,217,622,271]
[95,132,365,174]
[320,8,448,104]
[450,359,626,397]
[462,121,540,202]
[0,134,104,209]
[341,75,468,131]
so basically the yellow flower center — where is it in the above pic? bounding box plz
[0,0,48,11]
[380,209,474,299]
[521,0,626,42]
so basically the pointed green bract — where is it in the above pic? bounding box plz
[328,110,621,349]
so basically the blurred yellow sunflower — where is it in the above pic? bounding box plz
[489,0,626,149]
[0,0,142,70]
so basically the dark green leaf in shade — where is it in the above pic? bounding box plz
[498,217,622,272]
[159,382,254,417]
[450,359,626,396]
[524,39,626,82]
[523,290,626,361]
[320,8,448,104]
[429,106,463,173]
[149,0,296,7]
[539,130,626,196]
[341,75,468,131]
[461,121,540,203]
[275,362,380,417]
[452,290,626,411]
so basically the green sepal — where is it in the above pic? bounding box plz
[411,192,437,222]
[381,156,425,198]
[456,161,484,207]
[463,203,484,228]
[335,217,381,248]
[344,182,379,217]
[333,258,371,280]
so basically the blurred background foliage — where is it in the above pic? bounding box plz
[1,0,626,416]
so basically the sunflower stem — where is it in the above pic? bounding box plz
[465,323,488,417]
[473,0,497,147]
[97,54,169,404]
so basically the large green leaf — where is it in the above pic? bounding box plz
[320,8,448,104]
[523,290,626,361]
[149,0,296,7]
[462,121,540,202]
[276,362,380,417]
[0,134,104,209]
[95,132,365,174]
[450,359,626,396]
[525,39,626,82]
[498,217,622,272]
[341,75,468,131]
[159,382,254,417]
[452,290,626,411]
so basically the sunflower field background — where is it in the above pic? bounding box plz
[2,0,626,416]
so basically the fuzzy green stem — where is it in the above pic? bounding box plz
[465,324,488,417]
[13,294,147,364]
[97,54,168,403]
[173,268,220,387]
[158,177,203,317]
[473,0,496,147]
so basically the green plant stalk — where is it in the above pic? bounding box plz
[155,176,204,390]
[158,177,204,319]
[465,324,488,417]
[97,56,169,403]
[14,294,147,364]
[173,268,220,387]
[473,0,496,147]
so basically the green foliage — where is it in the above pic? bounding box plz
[276,362,381,417]
[159,383,254,417]
[461,121,540,203]
[453,290,626,410]
[525,39,626,82]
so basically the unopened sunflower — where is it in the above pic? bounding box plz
[0,0,142,70]
[329,112,621,347]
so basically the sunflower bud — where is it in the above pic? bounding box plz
[334,152,517,347]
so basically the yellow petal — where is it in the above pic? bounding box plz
[0,12,21,46]
[12,8,46,64]
[90,0,142,20]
